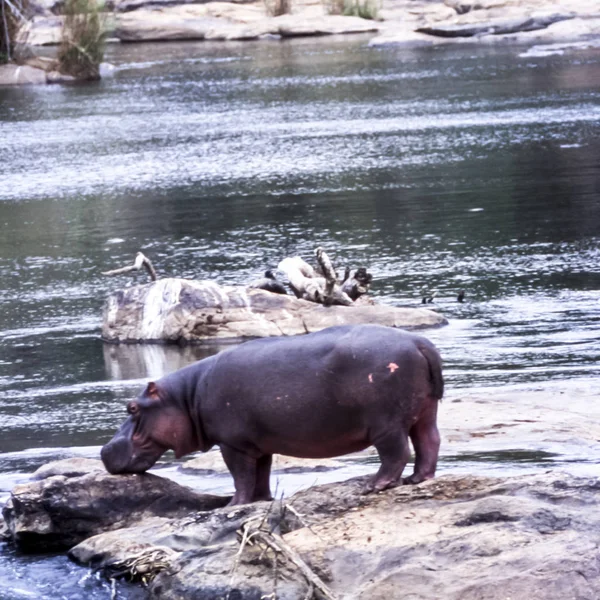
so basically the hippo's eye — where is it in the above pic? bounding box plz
[127,401,140,416]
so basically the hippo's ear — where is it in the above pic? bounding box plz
[146,382,160,400]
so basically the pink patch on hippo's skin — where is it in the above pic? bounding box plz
[387,362,399,373]
[368,373,373,383]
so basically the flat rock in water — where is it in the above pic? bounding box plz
[101,278,446,343]
[417,13,574,37]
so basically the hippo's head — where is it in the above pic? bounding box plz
[101,382,199,475]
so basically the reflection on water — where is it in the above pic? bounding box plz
[1,36,600,599]
[102,343,226,381]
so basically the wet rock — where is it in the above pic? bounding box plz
[0,64,48,86]
[46,70,77,83]
[2,460,229,551]
[101,278,446,343]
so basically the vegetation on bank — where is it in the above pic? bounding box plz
[342,0,379,20]
[264,0,291,17]
[57,0,105,80]
[326,0,380,20]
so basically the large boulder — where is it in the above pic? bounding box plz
[2,458,229,551]
[101,278,447,343]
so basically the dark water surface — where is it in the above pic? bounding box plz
[1,36,600,598]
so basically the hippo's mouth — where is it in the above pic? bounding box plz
[101,436,162,474]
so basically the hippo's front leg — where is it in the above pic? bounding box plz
[253,454,274,502]
[220,444,259,505]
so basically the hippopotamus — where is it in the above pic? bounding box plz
[101,324,443,505]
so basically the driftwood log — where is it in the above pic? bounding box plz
[102,252,158,282]
[278,249,372,307]
[102,249,372,308]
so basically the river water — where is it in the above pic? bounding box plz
[1,35,599,599]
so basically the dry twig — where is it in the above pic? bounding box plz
[230,505,339,600]
[314,247,337,306]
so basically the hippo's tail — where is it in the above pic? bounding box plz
[417,341,444,401]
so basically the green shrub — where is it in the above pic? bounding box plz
[58,0,105,80]
[342,0,379,19]
[324,0,379,20]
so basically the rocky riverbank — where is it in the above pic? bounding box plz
[2,384,599,598]
[3,0,600,87]
[14,0,600,48]
[3,462,600,600]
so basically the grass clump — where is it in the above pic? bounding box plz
[264,0,291,16]
[342,0,379,19]
[324,0,379,20]
[58,0,105,80]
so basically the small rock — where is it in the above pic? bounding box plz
[0,64,48,86]
[32,458,106,480]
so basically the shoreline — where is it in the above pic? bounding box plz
[2,0,600,86]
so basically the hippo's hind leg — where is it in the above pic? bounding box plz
[403,399,440,485]
[253,454,273,502]
[363,431,410,495]
[220,444,259,505]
